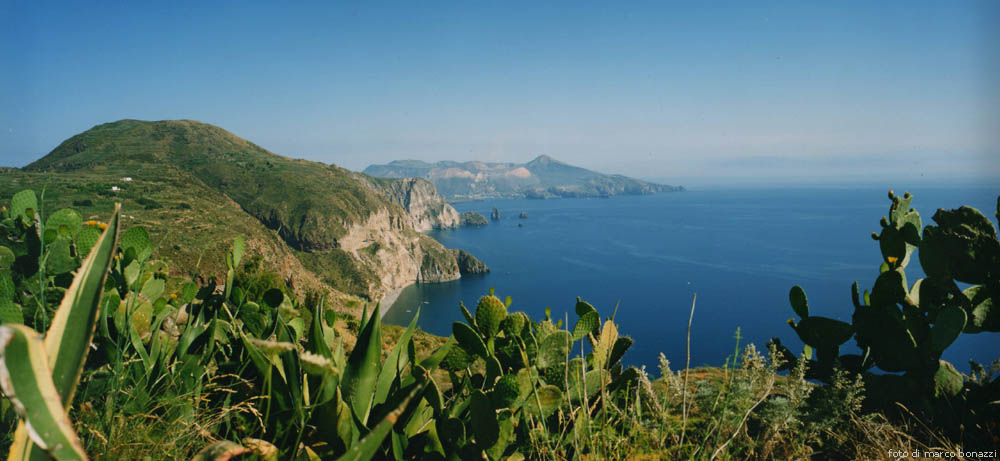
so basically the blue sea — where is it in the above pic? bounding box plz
[384,186,1000,373]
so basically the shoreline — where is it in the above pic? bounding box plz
[378,283,410,319]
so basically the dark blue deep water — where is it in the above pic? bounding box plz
[384,186,999,372]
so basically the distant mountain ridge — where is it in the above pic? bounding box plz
[363,155,683,200]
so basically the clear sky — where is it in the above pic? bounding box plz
[2,1,998,186]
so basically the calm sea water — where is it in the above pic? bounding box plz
[384,186,999,372]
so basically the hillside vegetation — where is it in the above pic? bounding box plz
[2,119,477,304]
[0,186,996,460]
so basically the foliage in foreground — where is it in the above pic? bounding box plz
[772,191,1000,449]
[1,188,998,460]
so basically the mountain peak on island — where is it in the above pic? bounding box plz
[527,154,559,166]
[363,156,682,200]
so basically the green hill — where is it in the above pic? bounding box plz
[4,119,477,305]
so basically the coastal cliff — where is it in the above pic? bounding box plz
[361,176,460,231]
[13,119,479,302]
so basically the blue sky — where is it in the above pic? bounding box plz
[2,1,997,185]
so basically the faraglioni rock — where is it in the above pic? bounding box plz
[491,207,501,221]
[460,211,488,227]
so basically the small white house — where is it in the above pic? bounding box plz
[111,186,120,192]
[121,177,133,182]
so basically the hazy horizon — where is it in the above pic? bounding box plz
[3,2,998,185]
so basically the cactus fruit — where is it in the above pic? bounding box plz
[475,295,507,338]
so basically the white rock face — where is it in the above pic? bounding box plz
[338,206,460,297]
[368,177,460,231]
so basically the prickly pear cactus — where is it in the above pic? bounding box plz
[777,190,1000,427]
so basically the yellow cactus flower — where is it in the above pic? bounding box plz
[169,293,178,299]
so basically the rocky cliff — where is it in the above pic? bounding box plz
[450,249,490,275]
[361,176,460,231]
[16,119,479,302]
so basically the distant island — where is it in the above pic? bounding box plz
[363,155,683,201]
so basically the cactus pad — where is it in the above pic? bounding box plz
[500,311,528,337]
[475,295,507,338]
[490,374,520,409]
[789,286,809,318]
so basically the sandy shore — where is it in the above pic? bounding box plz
[378,283,412,319]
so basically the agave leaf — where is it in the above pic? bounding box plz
[0,325,88,460]
[341,302,382,424]
[335,384,425,461]
[307,297,334,359]
[8,204,119,460]
[231,236,245,268]
[375,308,419,407]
